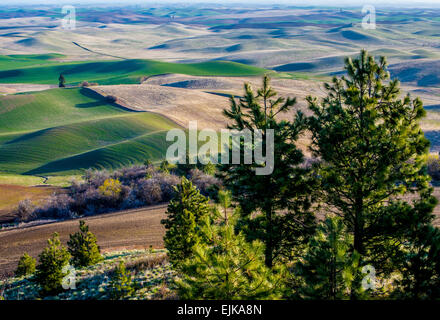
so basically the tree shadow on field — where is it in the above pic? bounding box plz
[75,101,107,108]
[75,88,109,108]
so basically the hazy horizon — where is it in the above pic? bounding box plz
[2,0,440,9]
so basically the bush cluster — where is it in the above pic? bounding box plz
[22,165,220,222]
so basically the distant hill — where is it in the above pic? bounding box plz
[0,55,267,85]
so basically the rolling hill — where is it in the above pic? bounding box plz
[0,87,180,175]
[0,55,268,86]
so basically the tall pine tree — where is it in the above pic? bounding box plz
[219,75,316,267]
[307,50,437,296]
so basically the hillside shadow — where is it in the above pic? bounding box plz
[424,130,440,152]
[75,101,107,108]
[0,69,22,80]
[4,127,51,145]
[76,87,144,113]
[424,104,440,111]
[75,87,109,108]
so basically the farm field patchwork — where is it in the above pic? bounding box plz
[1,3,440,301]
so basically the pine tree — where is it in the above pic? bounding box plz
[306,50,437,297]
[201,162,216,176]
[392,224,440,299]
[294,217,361,300]
[67,220,102,268]
[175,213,284,299]
[159,160,176,174]
[219,75,316,267]
[109,261,136,300]
[161,177,211,266]
[15,253,36,277]
[35,233,71,295]
[58,74,66,88]
[217,189,232,223]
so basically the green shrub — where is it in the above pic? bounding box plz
[159,160,176,174]
[35,233,71,296]
[109,261,136,300]
[15,253,36,277]
[201,162,216,175]
[67,220,102,268]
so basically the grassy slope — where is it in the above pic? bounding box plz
[0,55,268,85]
[0,88,180,175]
[0,53,64,71]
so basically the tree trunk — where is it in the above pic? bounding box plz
[351,196,365,300]
[265,205,273,268]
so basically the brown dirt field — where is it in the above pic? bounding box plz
[0,185,60,224]
[0,204,167,277]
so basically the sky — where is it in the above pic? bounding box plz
[2,0,440,7]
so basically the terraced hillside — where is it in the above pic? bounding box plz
[0,88,180,175]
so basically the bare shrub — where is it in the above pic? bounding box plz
[113,165,148,184]
[156,173,181,201]
[15,199,35,222]
[84,169,111,188]
[152,282,177,300]
[136,178,163,205]
[189,169,221,196]
[32,193,76,220]
[21,164,217,221]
